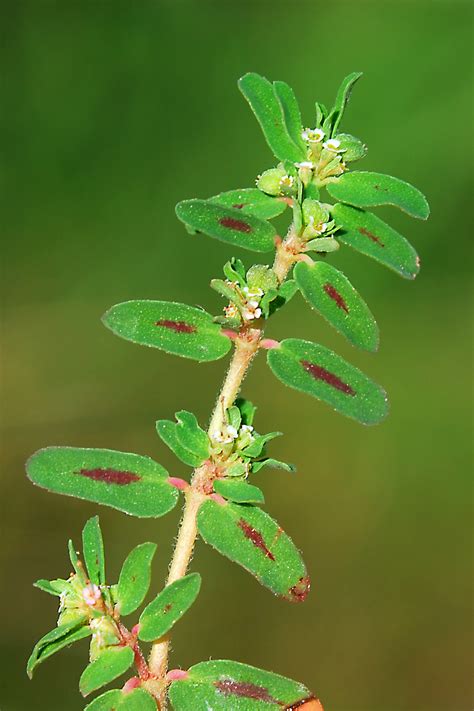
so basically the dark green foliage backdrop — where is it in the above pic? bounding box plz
[1,1,472,710]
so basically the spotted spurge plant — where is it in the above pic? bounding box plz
[26,72,429,710]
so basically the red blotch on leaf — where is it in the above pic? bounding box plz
[215,679,278,704]
[219,217,252,233]
[232,203,245,209]
[287,575,311,603]
[78,468,140,486]
[237,518,275,561]
[155,320,196,334]
[301,359,356,396]
[323,283,349,313]
[358,226,384,247]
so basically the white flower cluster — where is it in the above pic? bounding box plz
[211,423,254,445]
[241,285,264,321]
[301,127,343,154]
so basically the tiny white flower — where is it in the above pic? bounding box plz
[301,127,325,143]
[241,424,254,433]
[224,303,239,319]
[82,584,101,607]
[295,161,314,169]
[323,139,342,152]
[248,299,260,309]
[279,174,295,189]
[227,425,238,439]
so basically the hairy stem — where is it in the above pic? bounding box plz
[148,231,298,707]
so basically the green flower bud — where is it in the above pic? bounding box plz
[257,165,295,196]
[89,615,120,661]
[246,265,278,292]
[334,133,367,162]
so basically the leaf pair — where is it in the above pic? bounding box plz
[238,72,306,162]
[157,410,209,468]
[326,171,429,280]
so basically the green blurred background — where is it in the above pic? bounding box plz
[1,1,472,709]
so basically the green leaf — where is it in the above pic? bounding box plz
[315,101,327,128]
[294,261,379,352]
[214,479,265,504]
[156,420,205,468]
[327,171,430,219]
[324,71,363,137]
[305,237,340,253]
[119,689,157,710]
[68,539,86,581]
[331,203,420,279]
[82,516,106,586]
[235,398,257,427]
[27,447,179,518]
[169,659,318,711]
[175,411,210,463]
[84,690,122,711]
[251,458,296,474]
[84,689,157,711]
[197,500,309,602]
[138,573,201,642]
[227,405,242,432]
[267,338,388,425]
[117,542,157,616]
[273,80,306,153]
[34,578,69,596]
[102,300,231,362]
[241,432,281,458]
[209,188,287,220]
[176,200,276,253]
[80,646,134,697]
[238,72,305,162]
[27,619,91,678]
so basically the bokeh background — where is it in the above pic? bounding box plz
[1,1,472,710]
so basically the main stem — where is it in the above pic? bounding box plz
[148,229,300,707]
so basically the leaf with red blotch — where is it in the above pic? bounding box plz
[26,447,179,518]
[197,499,309,602]
[294,261,379,352]
[176,200,277,252]
[209,188,287,220]
[169,659,323,711]
[238,72,306,163]
[331,203,420,279]
[327,171,429,219]
[267,338,388,425]
[102,300,231,362]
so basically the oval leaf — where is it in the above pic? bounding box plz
[84,689,156,711]
[267,339,388,425]
[273,80,306,153]
[176,200,276,253]
[84,690,122,710]
[169,659,322,711]
[117,542,157,616]
[119,689,157,710]
[209,188,287,220]
[197,500,309,602]
[102,300,231,362]
[175,411,210,462]
[138,573,201,642]
[327,171,429,219]
[80,646,134,697]
[82,516,106,586]
[331,203,420,279]
[26,447,179,518]
[213,479,265,504]
[238,72,305,162]
[294,261,379,351]
[156,420,205,468]
[27,620,91,678]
